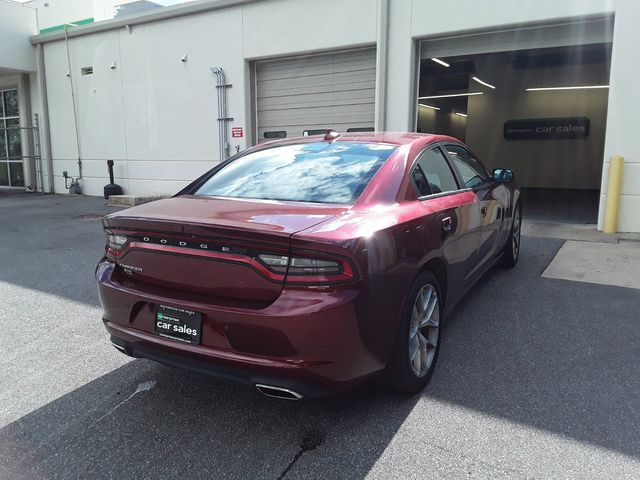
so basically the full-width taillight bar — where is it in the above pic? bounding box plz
[103,231,357,284]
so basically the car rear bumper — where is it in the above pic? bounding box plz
[107,327,328,398]
[97,260,401,396]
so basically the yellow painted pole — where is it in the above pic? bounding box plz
[603,156,624,234]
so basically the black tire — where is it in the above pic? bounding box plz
[500,202,522,268]
[386,271,443,394]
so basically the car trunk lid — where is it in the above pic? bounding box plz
[104,195,347,302]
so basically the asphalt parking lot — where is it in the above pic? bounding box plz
[1,193,639,479]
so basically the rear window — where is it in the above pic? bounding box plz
[194,142,397,204]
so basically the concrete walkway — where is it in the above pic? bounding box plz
[542,240,640,290]
[523,220,640,290]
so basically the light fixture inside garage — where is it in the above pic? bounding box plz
[526,85,609,91]
[419,92,483,99]
[455,112,468,118]
[431,58,450,67]
[472,76,495,89]
[419,103,440,110]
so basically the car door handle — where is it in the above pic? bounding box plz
[442,216,453,232]
[480,206,488,217]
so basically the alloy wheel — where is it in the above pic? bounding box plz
[408,284,440,377]
[512,208,522,259]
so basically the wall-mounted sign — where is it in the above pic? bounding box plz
[231,126,244,138]
[504,117,589,140]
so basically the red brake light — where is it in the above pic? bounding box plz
[258,252,355,284]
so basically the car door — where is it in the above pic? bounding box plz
[443,144,505,274]
[409,146,483,303]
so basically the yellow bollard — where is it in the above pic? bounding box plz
[603,155,624,234]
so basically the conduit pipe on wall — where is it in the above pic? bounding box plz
[603,155,624,234]
[211,67,233,162]
[64,23,83,190]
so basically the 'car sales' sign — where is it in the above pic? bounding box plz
[503,117,589,140]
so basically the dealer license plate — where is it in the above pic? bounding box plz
[154,305,202,344]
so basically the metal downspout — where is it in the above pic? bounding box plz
[64,24,83,184]
[211,67,233,162]
[35,43,54,193]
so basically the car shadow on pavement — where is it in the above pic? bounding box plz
[0,359,421,480]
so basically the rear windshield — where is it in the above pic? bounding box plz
[193,142,397,204]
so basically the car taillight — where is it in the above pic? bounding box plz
[288,257,343,276]
[257,253,355,284]
[105,233,128,260]
[257,254,290,273]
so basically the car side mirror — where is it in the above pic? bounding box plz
[493,168,514,183]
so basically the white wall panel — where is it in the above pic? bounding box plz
[125,160,211,182]
[0,2,37,73]
[43,41,77,162]
[384,0,415,131]
[127,178,192,196]
[242,0,377,60]
[410,0,615,39]
[597,0,640,232]
[43,7,247,196]
[43,30,127,194]
[72,31,126,162]
[419,18,614,58]
[118,8,246,164]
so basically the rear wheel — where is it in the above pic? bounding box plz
[500,202,521,268]
[386,271,442,394]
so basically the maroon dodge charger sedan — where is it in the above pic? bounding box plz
[97,131,521,399]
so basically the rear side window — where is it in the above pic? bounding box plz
[412,148,459,196]
[445,145,489,188]
[194,142,397,204]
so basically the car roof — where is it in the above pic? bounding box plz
[254,131,461,149]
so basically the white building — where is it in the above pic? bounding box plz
[24,0,164,33]
[0,0,638,232]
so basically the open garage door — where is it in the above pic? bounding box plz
[415,17,614,224]
[255,48,376,141]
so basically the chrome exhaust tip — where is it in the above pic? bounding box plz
[110,340,133,357]
[255,384,304,400]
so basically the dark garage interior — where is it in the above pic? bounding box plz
[416,43,612,224]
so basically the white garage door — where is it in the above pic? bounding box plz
[255,48,376,142]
